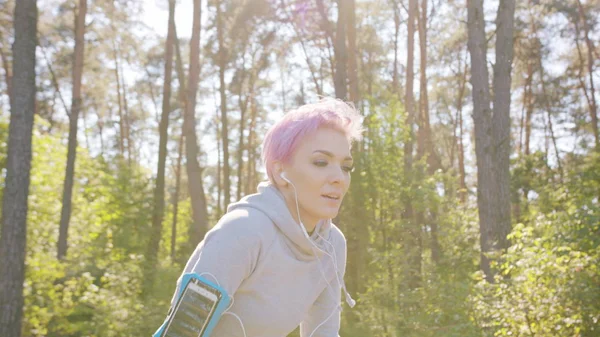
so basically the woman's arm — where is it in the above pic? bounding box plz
[299,278,342,337]
[169,208,268,307]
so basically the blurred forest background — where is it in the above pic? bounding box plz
[0,0,599,336]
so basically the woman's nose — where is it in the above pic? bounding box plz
[329,166,346,184]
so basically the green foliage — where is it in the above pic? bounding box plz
[338,95,599,337]
[339,96,483,337]
[17,119,188,336]
[470,151,600,337]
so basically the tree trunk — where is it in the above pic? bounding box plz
[216,109,222,217]
[315,0,336,78]
[185,0,209,249]
[538,60,563,179]
[346,0,359,106]
[416,0,440,265]
[245,91,258,196]
[391,0,401,94]
[0,1,37,336]
[576,0,599,148]
[171,131,184,264]
[111,38,125,157]
[491,0,514,252]
[120,57,133,167]
[524,62,534,156]
[143,0,175,296]
[236,90,249,201]
[333,0,348,100]
[403,0,421,290]
[173,20,187,264]
[57,0,86,261]
[467,0,515,282]
[457,61,468,204]
[217,0,231,209]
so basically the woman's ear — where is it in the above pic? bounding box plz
[272,161,287,187]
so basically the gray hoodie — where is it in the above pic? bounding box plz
[170,181,352,337]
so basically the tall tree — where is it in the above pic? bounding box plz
[171,131,184,264]
[403,0,421,290]
[333,0,348,100]
[575,0,598,148]
[416,0,441,264]
[143,0,175,296]
[173,20,188,263]
[0,1,37,336]
[216,0,231,209]
[453,51,469,203]
[111,37,125,157]
[467,0,515,282]
[185,0,209,249]
[346,0,359,105]
[391,0,402,94]
[57,0,87,260]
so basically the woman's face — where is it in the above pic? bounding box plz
[277,127,354,228]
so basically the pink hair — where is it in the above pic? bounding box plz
[261,97,364,182]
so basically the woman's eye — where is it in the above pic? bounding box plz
[313,161,328,167]
[343,165,355,173]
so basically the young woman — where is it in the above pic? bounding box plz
[169,98,363,337]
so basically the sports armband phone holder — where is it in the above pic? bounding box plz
[153,273,230,337]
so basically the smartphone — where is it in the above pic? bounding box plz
[154,274,230,337]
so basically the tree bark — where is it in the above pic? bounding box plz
[457,61,468,204]
[467,0,515,282]
[172,20,187,264]
[171,131,184,264]
[576,0,599,148]
[185,0,209,249]
[236,86,250,201]
[245,92,258,196]
[216,109,222,217]
[346,0,359,106]
[57,0,86,261]
[391,0,401,94]
[333,0,348,100]
[0,1,37,336]
[216,0,231,209]
[120,57,133,166]
[416,0,441,265]
[143,0,175,296]
[111,38,125,157]
[524,62,534,156]
[315,0,336,78]
[491,0,514,252]
[538,60,563,179]
[403,0,421,290]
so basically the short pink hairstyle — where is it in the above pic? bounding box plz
[261,97,364,182]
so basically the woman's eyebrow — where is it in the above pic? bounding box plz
[313,150,353,161]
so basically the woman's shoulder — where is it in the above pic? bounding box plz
[208,207,278,243]
[328,222,347,250]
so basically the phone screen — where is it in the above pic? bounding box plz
[162,278,221,337]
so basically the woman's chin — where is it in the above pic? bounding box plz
[318,208,340,220]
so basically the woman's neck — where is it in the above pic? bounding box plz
[282,190,319,233]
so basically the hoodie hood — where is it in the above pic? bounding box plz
[226,181,332,261]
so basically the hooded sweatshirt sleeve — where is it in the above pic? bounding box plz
[299,232,347,337]
[169,208,267,307]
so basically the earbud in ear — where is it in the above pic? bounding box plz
[280,172,291,184]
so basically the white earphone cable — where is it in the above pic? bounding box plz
[285,174,349,337]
